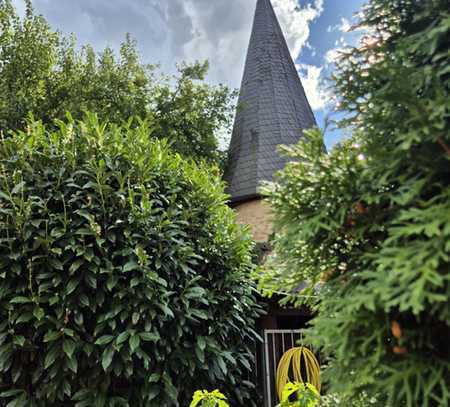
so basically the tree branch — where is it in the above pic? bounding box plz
[437,137,450,157]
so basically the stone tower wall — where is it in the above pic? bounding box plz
[234,198,273,242]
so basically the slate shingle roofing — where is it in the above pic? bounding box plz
[224,0,316,204]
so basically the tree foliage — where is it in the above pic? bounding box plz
[0,114,262,406]
[0,0,234,165]
[259,0,450,405]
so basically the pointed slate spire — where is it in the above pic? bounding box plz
[225,0,316,203]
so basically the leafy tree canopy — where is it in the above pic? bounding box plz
[0,0,235,165]
[0,113,262,406]
[258,0,449,405]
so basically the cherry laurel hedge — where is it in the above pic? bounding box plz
[0,114,263,406]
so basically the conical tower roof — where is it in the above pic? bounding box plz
[225,0,316,204]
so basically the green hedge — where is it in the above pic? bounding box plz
[0,114,262,406]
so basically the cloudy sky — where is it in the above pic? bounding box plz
[12,0,365,147]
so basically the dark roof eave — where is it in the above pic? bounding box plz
[228,192,262,207]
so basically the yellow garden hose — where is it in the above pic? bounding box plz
[276,346,321,401]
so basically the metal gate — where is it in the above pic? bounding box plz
[262,329,303,407]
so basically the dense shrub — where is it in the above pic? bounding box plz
[259,0,449,405]
[0,114,262,406]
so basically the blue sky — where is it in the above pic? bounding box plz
[298,0,366,147]
[13,0,366,148]
[297,0,365,148]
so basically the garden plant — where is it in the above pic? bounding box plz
[189,390,230,407]
[0,114,262,406]
[276,382,320,407]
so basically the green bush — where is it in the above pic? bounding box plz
[0,114,262,406]
[258,0,450,405]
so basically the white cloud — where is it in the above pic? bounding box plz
[324,47,346,64]
[179,0,255,87]
[327,16,354,35]
[271,0,324,60]
[297,63,331,111]
[324,31,353,66]
[271,0,330,112]
[339,17,351,33]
